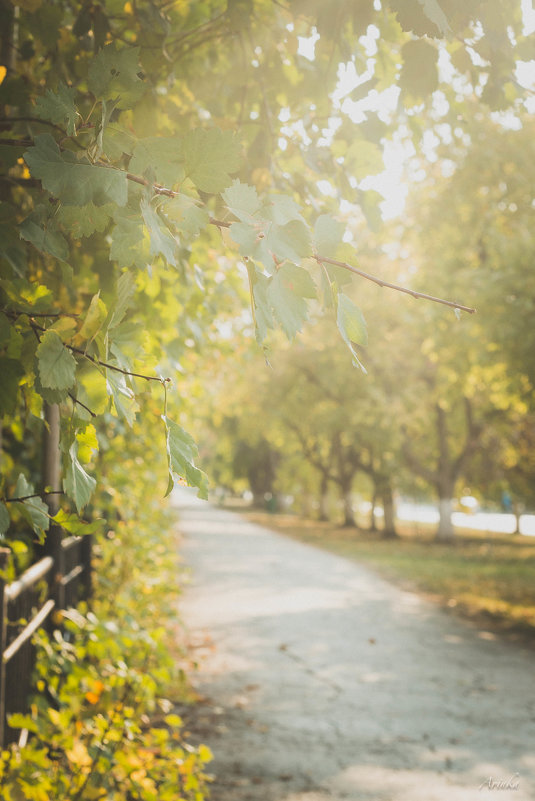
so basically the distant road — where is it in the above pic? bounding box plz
[175,487,535,801]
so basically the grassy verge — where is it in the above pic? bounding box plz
[235,505,535,644]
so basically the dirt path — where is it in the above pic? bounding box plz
[174,489,535,801]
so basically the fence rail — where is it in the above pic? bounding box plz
[0,532,92,747]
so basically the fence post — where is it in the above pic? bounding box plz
[42,402,64,611]
[0,547,11,749]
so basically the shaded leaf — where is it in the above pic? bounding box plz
[337,292,368,371]
[141,198,178,265]
[223,180,262,221]
[400,40,439,100]
[36,329,76,390]
[183,128,241,193]
[34,83,78,136]
[109,209,146,268]
[15,474,50,537]
[267,263,316,339]
[87,44,145,108]
[163,416,209,499]
[0,502,9,537]
[313,214,345,258]
[20,206,69,261]
[78,293,108,342]
[129,137,184,186]
[24,134,128,207]
[63,443,96,513]
[109,271,136,329]
[58,202,114,238]
[0,357,23,415]
[106,370,138,426]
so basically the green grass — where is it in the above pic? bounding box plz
[236,507,535,643]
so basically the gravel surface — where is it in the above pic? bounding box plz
[174,489,535,801]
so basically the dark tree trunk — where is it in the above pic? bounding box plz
[318,473,329,521]
[380,481,397,539]
[369,488,378,532]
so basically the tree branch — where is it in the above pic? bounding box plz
[315,256,476,315]
[28,320,169,384]
[3,491,64,503]
[68,392,96,418]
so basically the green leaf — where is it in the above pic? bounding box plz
[58,202,114,238]
[34,83,78,136]
[33,370,68,405]
[20,206,69,261]
[52,509,101,536]
[161,195,209,237]
[0,502,9,537]
[337,292,368,347]
[36,329,76,390]
[163,416,209,499]
[24,134,128,207]
[230,218,311,271]
[129,137,185,187]
[313,214,345,258]
[0,357,23,415]
[7,713,39,734]
[108,271,136,329]
[248,265,273,343]
[106,371,138,426]
[267,263,316,339]
[87,44,145,108]
[141,198,178,265]
[400,40,439,100]
[109,209,146,268]
[183,128,241,193]
[418,0,450,36]
[223,180,262,222]
[336,292,368,370]
[63,443,96,513]
[263,195,305,226]
[15,474,50,538]
[78,293,108,342]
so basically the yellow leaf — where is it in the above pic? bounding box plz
[0,67,6,87]
[85,691,100,705]
[198,743,213,763]
[76,293,107,343]
[66,740,92,769]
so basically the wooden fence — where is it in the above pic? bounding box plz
[0,528,92,747]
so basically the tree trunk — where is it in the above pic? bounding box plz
[42,402,61,516]
[318,474,329,521]
[513,500,522,535]
[381,482,397,539]
[341,481,355,527]
[369,488,378,532]
[41,403,63,605]
[436,497,454,541]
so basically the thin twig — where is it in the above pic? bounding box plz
[315,256,476,314]
[3,491,64,504]
[29,320,167,383]
[68,393,97,418]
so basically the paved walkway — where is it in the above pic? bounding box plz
[174,489,535,801]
